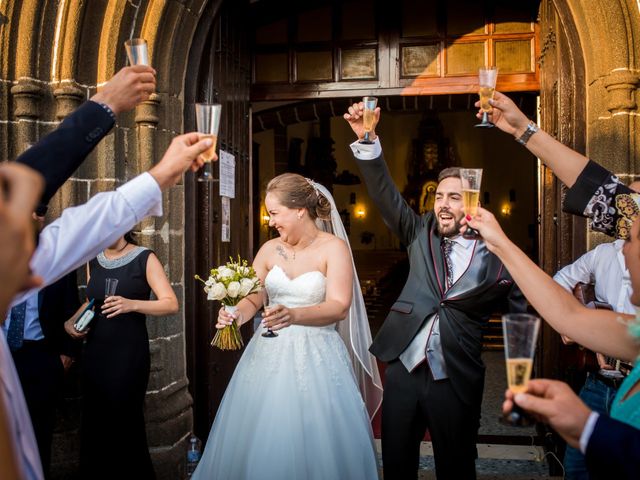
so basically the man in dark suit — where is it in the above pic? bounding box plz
[345,104,526,479]
[504,378,640,480]
[3,65,156,477]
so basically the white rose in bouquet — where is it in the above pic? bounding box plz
[196,256,263,351]
[227,281,241,298]
[239,278,255,297]
[208,282,227,301]
[218,266,234,279]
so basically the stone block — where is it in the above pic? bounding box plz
[147,335,187,391]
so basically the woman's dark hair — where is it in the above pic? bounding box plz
[124,230,138,246]
[266,173,331,221]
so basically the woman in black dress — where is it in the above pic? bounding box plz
[65,232,178,479]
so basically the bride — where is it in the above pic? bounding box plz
[192,173,383,479]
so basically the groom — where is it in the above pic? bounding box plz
[345,104,527,479]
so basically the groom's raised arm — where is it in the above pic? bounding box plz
[344,103,421,246]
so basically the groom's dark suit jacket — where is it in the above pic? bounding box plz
[356,154,527,406]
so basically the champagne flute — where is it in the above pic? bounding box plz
[124,38,149,66]
[460,168,482,239]
[501,313,540,426]
[475,67,498,128]
[262,288,278,338]
[360,96,378,144]
[105,278,118,299]
[195,103,222,182]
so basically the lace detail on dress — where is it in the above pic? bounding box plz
[97,246,148,269]
[238,265,354,392]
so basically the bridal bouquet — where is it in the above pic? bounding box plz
[195,256,262,350]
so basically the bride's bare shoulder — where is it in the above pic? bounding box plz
[318,232,349,252]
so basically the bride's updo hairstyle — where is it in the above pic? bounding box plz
[266,173,332,221]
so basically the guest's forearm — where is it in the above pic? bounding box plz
[518,128,589,188]
[130,298,179,316]
[493,238,637,361]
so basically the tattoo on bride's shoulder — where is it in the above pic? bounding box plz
[276,245,288,261]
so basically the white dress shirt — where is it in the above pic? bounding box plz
[554,240,634,454]
[13,172,162,305]
[350,137,476,371]
[2,171,162,479]
[553,239,634,314]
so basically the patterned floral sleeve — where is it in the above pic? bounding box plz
[563,160,637,239]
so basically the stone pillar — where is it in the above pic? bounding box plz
[53,83,85,120]
[603,70,639,114]
[11,78,45,154]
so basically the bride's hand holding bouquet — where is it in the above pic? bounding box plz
[196,256,262,350]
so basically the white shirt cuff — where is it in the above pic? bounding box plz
[350,137,382,160]
[579,411,599,454]
[118,172,163,220]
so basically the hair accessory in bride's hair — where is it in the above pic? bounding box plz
[305,177,319,197]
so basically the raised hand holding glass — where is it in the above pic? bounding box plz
[475,67,498,128]
[501,313,540,426]
[195,103,222,182]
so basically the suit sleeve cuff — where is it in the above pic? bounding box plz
[350,137,382,160]
[117,172,163,220]
[579,411,599,454]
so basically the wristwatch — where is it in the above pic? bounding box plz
[515,121,539,146]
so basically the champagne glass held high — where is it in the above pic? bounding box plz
[262,288,278,338]
[360,97,378,144]
[124,38,149,66]
[501,313,541,426]
[195,103,222,182]
[460,168,482,239]
[475,67,498,128]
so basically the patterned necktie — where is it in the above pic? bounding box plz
[442,238,454,290]
[7,301,27,351]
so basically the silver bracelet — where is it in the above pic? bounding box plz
[515,121,539,146]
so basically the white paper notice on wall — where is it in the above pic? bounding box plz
[221,196,231,242]
[219,150,235,198]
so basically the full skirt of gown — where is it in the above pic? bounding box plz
[192,266,379,479]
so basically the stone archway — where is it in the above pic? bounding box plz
[0,1,221,478]
[561,0,640,175]
[0,0,638,477]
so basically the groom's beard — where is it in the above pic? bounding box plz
[436,209,464,238]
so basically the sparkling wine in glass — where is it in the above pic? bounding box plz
[460,168,482,239]
[475,67,498,128]
[501,313,540,426]
[124,38,149,66]
[262,288,278,338]
[360,96,378,144]
[195,103,222,182]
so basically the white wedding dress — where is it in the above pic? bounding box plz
[192,264,379,480]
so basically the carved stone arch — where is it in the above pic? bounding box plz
[560,0,640,171]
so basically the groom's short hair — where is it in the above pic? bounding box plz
[438,167,461,183]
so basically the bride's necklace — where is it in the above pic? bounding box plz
[278,234,317,261]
